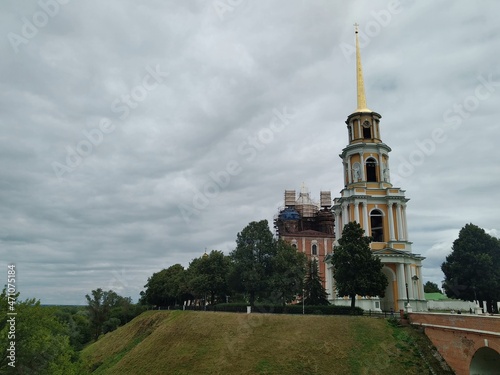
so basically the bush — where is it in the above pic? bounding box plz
[387,317,400,327]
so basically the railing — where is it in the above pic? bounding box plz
[152,305,401,318]
[365,309,405,320]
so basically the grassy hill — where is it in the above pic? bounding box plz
[81,310,453,375]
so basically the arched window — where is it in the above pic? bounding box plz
[363,121,371,139]
[366,158,378,182]
[312,244,318,256]
[363,126,371,139]
[370,209,384,242]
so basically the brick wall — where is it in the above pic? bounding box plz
[410,312,500,332]
[409,313,500,375]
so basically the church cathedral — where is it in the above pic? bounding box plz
[274,26,427,312]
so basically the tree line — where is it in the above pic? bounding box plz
[139,220,331,308]
[0,287,146,374]
[1,221,496,372]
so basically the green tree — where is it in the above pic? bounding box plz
[303,259,329,305]
[229,220,275,307]
[331,222,388,309]
[71,310,92,349]
[109,295,144,326]
[269,240,307,305]
[188,250,230,305]
[140,264,191,307]
[85,288,120,341]
[53,306,92,350]
[0,289,83,374]
[423,281,441,293]
[442,223,500,313]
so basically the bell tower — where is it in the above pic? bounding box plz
[328,25,427,312]
[333,24,407,248]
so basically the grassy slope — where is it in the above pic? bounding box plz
[81,310,452,375]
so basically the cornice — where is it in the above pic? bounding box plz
[340,142,392,158]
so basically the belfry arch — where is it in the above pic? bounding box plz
[370,209,384,242]
[366,157,378,182]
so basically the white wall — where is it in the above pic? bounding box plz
[427,300,476,312]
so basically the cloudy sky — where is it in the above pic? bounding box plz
[1,1,499,305]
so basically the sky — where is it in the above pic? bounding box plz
[1,0,499,305]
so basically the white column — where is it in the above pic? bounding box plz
[359,152,364,180]
[399,204,406,240]
[396,202,403,240]
[354,202,359,223]
[362,202,369,234]
[385,157,391,183]
[417,266,425,300]
[388,202,395,241]
[347,156,352,184]
[397,263,405,303]
[405,264,414,301]
[402,204,409,240]
[325,264,331,297]
[343,162,347,186]
[334,210,341,239]
[357,120,361,140]
[378,153,384,182]
[342,203,349,228]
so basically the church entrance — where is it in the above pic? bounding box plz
[380,267,396,312]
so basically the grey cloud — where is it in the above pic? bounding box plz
[1,1,499,304]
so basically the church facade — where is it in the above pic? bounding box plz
[276,26,427,312]
[274,186,335,294]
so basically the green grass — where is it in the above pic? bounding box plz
[81,311,453,375]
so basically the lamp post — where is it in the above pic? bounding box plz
[302,288,305,315]
[405,282,410,313]
[412,275,419,299]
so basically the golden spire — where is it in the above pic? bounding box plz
[354,23,372,113]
